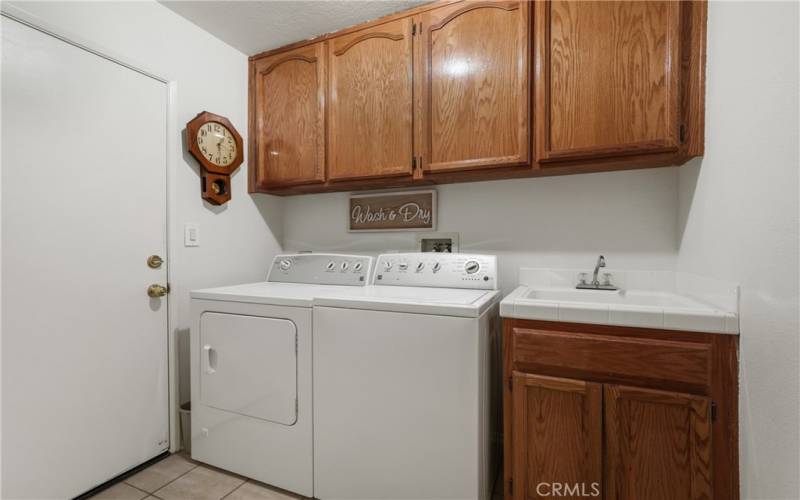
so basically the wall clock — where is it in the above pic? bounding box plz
[186,111,244,205]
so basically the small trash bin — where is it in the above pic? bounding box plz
[179,402,191,454]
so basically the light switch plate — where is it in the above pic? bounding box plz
[184,223,200,247]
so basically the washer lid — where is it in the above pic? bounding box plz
[313,286,501,317]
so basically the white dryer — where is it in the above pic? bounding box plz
[312,253,502,500]
[190,253,372,497]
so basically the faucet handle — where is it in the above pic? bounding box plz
[578,272,588,285]
[602,272,613,286]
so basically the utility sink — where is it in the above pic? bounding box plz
[500,268,740,334]
[523,288,710,309]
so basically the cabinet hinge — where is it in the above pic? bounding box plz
[412,157,417,170]
[412,23,416,36]
[679,124,687,144]
[711,401,717,422]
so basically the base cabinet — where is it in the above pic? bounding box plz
[503,319,738,500]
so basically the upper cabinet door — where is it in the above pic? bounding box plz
[419,1,530,173]
[328,19,414,182]
[535,1,682,163]
[251,43,326,189]
[605,384,712,500]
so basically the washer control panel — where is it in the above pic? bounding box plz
[268,253,373,286]
[373,253,497,290]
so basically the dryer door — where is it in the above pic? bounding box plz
[200,313,297,425]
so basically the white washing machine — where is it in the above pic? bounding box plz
[312,253,502,500]
[189,253,373,497]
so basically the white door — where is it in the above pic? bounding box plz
[199,313,297,425]
[1,17,169,499]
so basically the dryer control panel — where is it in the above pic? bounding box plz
[268,253,373,286]
[373,253,498,290]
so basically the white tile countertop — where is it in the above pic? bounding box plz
[500,268,740,334]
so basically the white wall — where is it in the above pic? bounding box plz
[677,2,800,499]
[4,1,284,411]
[284,167,680,293]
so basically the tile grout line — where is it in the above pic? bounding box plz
[123,482,154,499]
[126,460,199,496]
[218,479,248,500]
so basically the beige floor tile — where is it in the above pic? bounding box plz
[224,481,305,500]
[125,454,197,493]
[90,482,149,500]
[154,466,245,500]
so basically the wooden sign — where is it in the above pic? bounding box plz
[349,190,436,232]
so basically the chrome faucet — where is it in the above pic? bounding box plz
[592,255,605,286]
[576,255,618,290]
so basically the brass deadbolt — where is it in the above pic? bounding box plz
[147,284,170,298]
[147,255,164,269]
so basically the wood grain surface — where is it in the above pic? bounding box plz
[251,43,326,189]
[512,328,712,388]
[328,18,414,181]
[503,318,738,500]
[419,1,529,173]
[512,373,602,500]
[536,0,682,162]
[247,0,707,195]
[605,384,712,500]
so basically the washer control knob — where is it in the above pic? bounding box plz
[353,262,363,272]
[432,262,442,273]
[416,262,425,272]
[326,261,336,271]
[465,260,480,274]
[340,261,349,272]
[398,261,409,271]
[279,259,292,271]
[383,260,393,271]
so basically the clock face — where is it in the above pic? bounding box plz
[196,122,237,167]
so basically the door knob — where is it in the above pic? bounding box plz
[147,284,170,298]
[147,255,164,269]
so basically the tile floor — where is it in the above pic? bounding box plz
[89,453,303,500]
[90,453,504,500]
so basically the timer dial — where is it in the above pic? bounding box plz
[465,260,480,274]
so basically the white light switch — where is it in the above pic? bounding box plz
[184,223,200,247]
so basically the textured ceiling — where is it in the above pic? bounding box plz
[159,0,428,55]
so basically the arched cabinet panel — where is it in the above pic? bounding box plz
[418,1,530,174]
[250,43,326,189]
[327,18,414,181]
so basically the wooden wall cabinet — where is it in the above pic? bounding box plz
[536,1,682,163]
[417,1,529,174]
[249,43,326,190]
[248,0,706,195]
[503,319,738,500]
[328,18,414,182]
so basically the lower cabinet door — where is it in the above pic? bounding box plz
[605,384,713,500]
[512,372,603,500]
